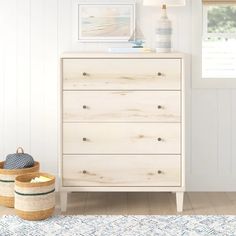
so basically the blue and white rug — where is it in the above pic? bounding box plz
[1,215,236,236]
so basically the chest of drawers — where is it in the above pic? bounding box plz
[59,53,185,212]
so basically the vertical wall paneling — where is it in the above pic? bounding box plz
[218,90,232,176]
[0,1,5,159]
[16,0,31,152]
[42,0,58,175]
[231,91,236,178]
[30,0,45,170]
[58,0,73,52]
[30,0,58,175]
[3,0,17,154]
[191,90,218,175]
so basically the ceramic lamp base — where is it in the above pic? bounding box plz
[155,37,172,53]
[155,4,172,54]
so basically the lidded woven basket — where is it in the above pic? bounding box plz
[15,172,55,221]
[4,147,34,169]
[0,160,40,208]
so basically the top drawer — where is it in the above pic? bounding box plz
[62,59,181,90]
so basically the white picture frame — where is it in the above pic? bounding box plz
[76,0,136,42]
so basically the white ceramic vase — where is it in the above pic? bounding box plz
[156,5,172,53]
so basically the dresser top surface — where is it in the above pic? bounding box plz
[61,52,185,59]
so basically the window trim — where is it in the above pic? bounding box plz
[192,0,236,88]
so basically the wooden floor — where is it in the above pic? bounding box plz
[1,192,236,216]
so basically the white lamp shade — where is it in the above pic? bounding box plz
[143,0,186,6]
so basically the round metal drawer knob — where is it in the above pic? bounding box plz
[82,170,87,174]
[157,138,162,142]
[157,170,162,174]
[83,137,87,141]
[82,72,87,76]
[83,105,87,109]
[157,72,162,76]
[157,105,162,109]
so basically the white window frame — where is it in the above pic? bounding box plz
[192,0,236,88]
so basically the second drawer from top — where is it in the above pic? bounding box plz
[63,91,181,122]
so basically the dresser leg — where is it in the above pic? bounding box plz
[60,192,68,212]
[176,192,184,212]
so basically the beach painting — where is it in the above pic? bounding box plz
[78,3,135,41]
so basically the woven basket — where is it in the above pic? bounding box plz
[0,161,40,208]
[15,172,55,221]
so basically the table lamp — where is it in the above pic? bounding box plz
[143,0,185,53]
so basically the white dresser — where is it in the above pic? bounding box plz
[59,53,185,212]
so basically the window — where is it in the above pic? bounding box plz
[202,5,236,79]
[192,0,236,88]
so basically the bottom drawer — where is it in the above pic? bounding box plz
[62,155,181,187]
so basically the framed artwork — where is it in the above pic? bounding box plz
[77,1,136,42]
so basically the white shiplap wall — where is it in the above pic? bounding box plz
[0,0,236,191]
[0,0,58,176]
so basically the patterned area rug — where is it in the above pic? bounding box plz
[1,215,236,236]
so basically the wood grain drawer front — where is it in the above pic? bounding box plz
[63,59,181,90]
[63,91,181,122]
[63,123,181,154]
[63,155,181,187]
